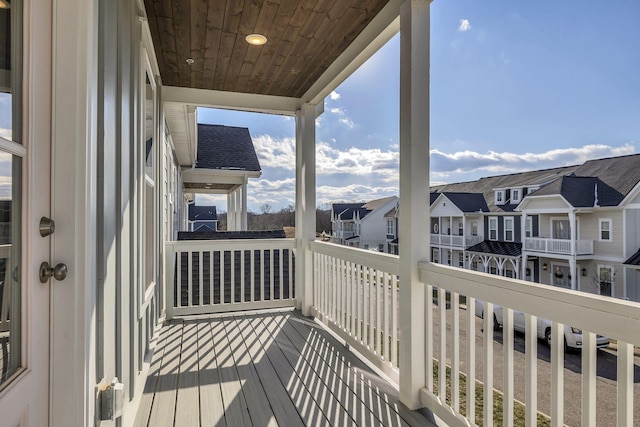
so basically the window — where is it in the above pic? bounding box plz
[472,260,478,271]
[598,266,613,296]
[378,244,384,252]
[141,54,157,297]
[471,221,478,236]
[504,217,514,242]
[505,269,514,278]
[432,248,439,263]
[490,266,497,275]
[495,190,504,204]
[488,217,498,240]
[599,219,612,241]
[511,189,520,203]
[364,244,369,250]
[458,221,463,236]
[458,253,464,267]
[447,251,452,265]
[552,219,570,240]
[386,219,395,236]
[525,216,532,238]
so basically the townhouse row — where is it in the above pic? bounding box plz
[331,154,640,302]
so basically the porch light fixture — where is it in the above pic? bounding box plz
[185,58,195,65]
[0,0,10,8]
[543,263,548,271]
[246,34,267,45]
[581,268,587,276]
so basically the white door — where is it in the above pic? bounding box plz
[0,0,53,425]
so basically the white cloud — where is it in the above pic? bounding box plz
[329,91,341,100]
[0,128,11,140]
[339,117,355,129]
[459,19,472,32]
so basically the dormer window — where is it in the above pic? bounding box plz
[495,190,504,205]
[512,189,520,204]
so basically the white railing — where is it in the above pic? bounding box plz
[418,262,640,427]
[310,241,399,382]
[525,237,594,255]
[430,234,466,247]
[165,239,296,318]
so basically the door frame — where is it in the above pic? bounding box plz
[49,0,99,425]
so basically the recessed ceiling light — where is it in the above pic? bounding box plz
[245,34,267,46]
[0,0,10,9]
[186,58,195,65]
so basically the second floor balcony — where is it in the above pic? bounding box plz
[430,233,482,248]
[524,237,594,256]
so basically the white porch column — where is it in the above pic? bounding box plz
[398,0,430,409]
[234,187,242,230]
[227,191,235,231]
[295,103,317,316]
[241,177,248,230]
[569,210,577,289]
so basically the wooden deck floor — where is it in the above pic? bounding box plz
[133,309,437,427]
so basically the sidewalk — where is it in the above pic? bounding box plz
[606,340,640,358]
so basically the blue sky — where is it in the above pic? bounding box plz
[198,0,640,212]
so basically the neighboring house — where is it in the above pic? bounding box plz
[187,204,218,232]
[331,196,398,252]
[427,154,640,302]
[384,204,399,255]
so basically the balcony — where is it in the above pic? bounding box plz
[430,234,482,248]
[151,238,640,426]
[524,237,594,256]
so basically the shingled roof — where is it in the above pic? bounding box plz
[430,153,640,211]
[467,240,522,258]
[624,249,640,267]
[439,192,489,213]
[196,124,261,172]
[188,204,218,221]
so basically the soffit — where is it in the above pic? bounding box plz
[143,0,393,99]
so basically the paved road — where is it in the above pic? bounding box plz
[430,303,640,426]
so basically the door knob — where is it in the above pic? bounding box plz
[39,262,68,283]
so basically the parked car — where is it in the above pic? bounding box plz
[474,300,610,350]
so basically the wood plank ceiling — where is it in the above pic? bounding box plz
[143,0,391,98]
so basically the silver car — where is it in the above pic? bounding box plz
[474,300,610,350]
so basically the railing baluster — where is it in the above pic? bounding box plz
[199,251,204,306]
[466,296,476,422]
[351,262,356,339]
[582,331,596,427]
[617,341,633,427]
[269,249,274,302]
[250,249,255,303]
[220,250,225,304]
[525,314,538,427]
[369,267,375,348]
[288,248,293,300]
[503,307,514,427]
[209,250,213,306]
[392,274,398,369]
[550,321,564,427]
[383,271,390,362]
[279,248,284,301]
[241,249,246,303]
[259,249,264,302]
[451,291,460,413]
[176,250,182,308]
[230,250,235,304]
[340,258,346,328]
[333,256,337,322]
[188,251,193,307]
[425,282,433,391]
[376,270,382,355]
[356,264,362,343]
[438,286,446,402]
[483,301,494,427]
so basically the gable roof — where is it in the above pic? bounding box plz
[188,204,218,221]
[196,124,261,172]
[529,176,624,207]
[332,196,397,221]
[624,249,640,267]
[439,192,489,213]
[431,153,640,211]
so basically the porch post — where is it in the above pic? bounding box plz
[227,190,236,231]
[399,0,430,409]
[569,210,577,289]
[241,176,248,230]
[295,103,317,316]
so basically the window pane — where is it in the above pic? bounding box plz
[0,153,22,386]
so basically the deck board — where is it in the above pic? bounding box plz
[134,309,436,426]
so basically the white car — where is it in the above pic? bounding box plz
[474,300,610,350]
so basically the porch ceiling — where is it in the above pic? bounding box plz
[142,0,397,101]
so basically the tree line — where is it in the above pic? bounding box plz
[217,203,332,234]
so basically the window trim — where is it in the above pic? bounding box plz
[511,189,520,204]
[495,190,504,205]
[504,216,514,242]
[597,264,613,296]
[525,216,532,238]
[488,216,498,241]
[599,218,612,242]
